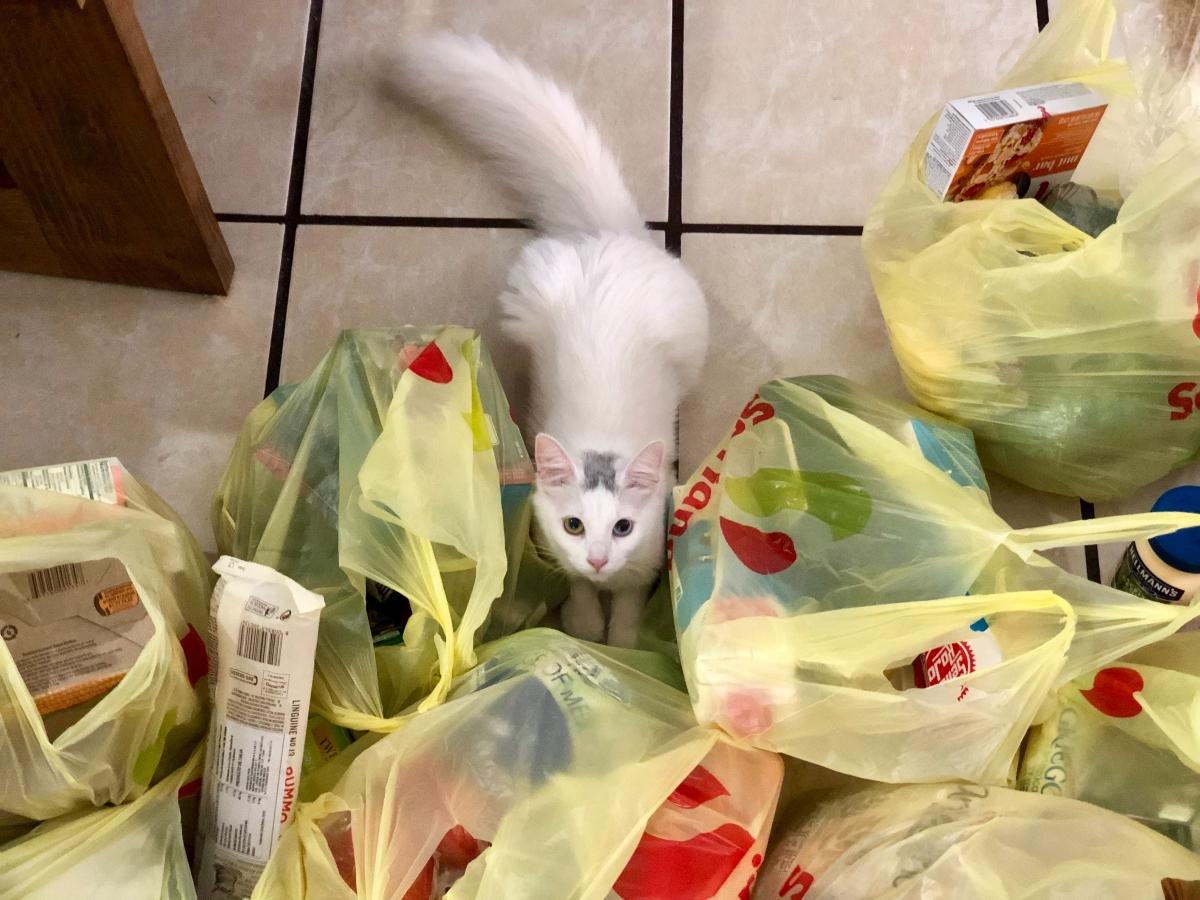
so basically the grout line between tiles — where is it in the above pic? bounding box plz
[665,0,684,257]
[217,213,286,224]
[666,0,685,477]
[219,214,861,236]
[1036,0,1049,31]
[262,0,324,398]
[1079,499,1102,583]
[682,223,863,236]
[300,214,529,229]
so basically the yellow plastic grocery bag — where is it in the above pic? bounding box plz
[756,782,1200,899]
[213,329,550,733]
[669,377,1200,783]
[863,0,1200,500]
[252,630,783,900]
[1019,630,1200,849]
[0,748,202,899]
[0,459,209,822]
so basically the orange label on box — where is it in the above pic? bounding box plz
[947,107,1105,202]
[94,581,140,616]
[924,81,1107,202]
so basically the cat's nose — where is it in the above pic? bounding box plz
[587,555,608,572]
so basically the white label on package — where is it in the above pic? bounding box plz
[194,556,324,900]
[0,458,125,505]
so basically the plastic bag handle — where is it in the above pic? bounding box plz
[1007,511,1200,554]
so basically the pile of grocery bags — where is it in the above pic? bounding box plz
[1,0,1199,896]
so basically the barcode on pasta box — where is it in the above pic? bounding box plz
[968,97,1017,121]
[27,563,84,599]
[237,621,283,666]
[0,458,124,505]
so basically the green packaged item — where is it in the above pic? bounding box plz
[1018,631,1200,850]
[863,0,1200,500]
[213,328,567,733]
[670,376,1200,784]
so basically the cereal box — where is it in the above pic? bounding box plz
[924,81,1107,202]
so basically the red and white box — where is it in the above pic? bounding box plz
[924,81,1107,202]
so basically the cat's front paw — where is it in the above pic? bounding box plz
[561,601,606,643]
[606,621,639,649]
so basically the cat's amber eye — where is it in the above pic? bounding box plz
[612,518,633,537]
[562,516,585,536]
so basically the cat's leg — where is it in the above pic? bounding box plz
[561,579,605,643]
[607,586,646,649]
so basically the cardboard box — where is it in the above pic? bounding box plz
[924,81,1107,202]
[0,557,152,717]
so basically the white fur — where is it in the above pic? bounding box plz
[395,34,709,646]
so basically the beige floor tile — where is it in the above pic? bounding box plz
[677,232,905,474]
[0,224,281,550]
[282,223,528,398]
[1094,460,1200,583]
[136,0,309,214]
[987,472,1085,576]
[682,0,1033,224]
[283,226,667,433]
[303,0,670,218]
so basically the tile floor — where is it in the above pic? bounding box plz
[1,0,1184,583]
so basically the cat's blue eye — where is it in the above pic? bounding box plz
[562,517,585,536]
[612,518,633,537]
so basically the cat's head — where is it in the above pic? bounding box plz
[531,434,666,584]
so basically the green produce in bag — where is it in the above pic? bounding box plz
[669,376,1200,783]
[1019,630,1200,849]
[862,0,1200,500]
[0,748,202,899]
[213,328,564,733]
[252,629,782,900]
[0,459,209,822]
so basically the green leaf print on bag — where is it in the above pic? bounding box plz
[724,468,872,540]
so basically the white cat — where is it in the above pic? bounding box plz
[396,35,708,647]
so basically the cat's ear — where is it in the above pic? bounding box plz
[534,433,576,488]
[622,441,665,494]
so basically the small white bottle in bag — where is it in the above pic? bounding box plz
[1111,486,1200,608]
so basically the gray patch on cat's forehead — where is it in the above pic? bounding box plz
[581,451,618,492]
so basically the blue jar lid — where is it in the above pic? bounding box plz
[1147,486,1200,574]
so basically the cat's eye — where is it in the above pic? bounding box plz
[612,518,634,537]
[562,516,585,536]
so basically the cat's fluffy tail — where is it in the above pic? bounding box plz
[394,34,644,237]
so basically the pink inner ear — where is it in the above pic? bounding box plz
[535,433,576,488]
[624,441,665,492]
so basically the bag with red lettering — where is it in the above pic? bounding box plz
[1017,630,1200,849]
[862,0,1200,500]
[252,629,782,900]
[756,781,1200,899]
[669,376,1200,783]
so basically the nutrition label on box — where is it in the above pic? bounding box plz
[0,458,124,505]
